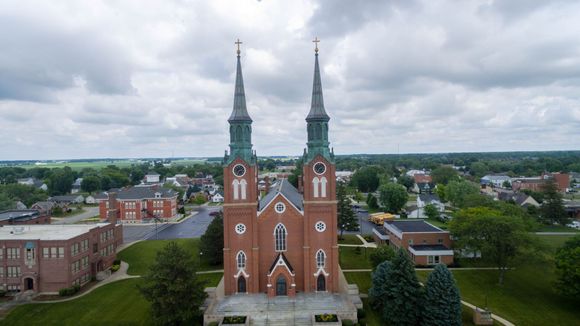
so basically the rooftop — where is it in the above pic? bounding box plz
[0,210,41,222]
[0,223,110,241]
[385,220,443,233]
[259,179,303,211]
[410,244,450,251]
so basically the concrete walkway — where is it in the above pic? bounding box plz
[337,235,377,248]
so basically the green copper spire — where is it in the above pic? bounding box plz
[225,40,254,165]
[305,38,333,163]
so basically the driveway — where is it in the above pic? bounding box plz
[51,206,100,225]
[122,205,222,242]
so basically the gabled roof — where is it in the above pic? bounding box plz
[268,252,294,274]
[258,179,303,212]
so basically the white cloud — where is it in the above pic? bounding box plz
[0,0,579,160]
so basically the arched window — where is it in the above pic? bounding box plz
[316,249,326,268]
[232,179,240,200]
[240,179,247,200]
[312,177,320,198]
[316,123,322,139]
[245,126,250,141]
[237,251,246,269]
[274,223,287,252]
[230,126,234,142]
[320,177,327,197]
[308,124,313,141]
[323,123,328,140]
[238,276,246,293]
[236,126,242,142]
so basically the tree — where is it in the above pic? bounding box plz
[337,182,359,238]
[139,242,207,326]
[449,207,536,284]
[424,203,440,221]
[287,159,303,188]
[469,161,489,178]
[351,166,382,193]
[383,248,422,325]
[81,176,101,194]
[368,260,394,311]
[397,174,415,191]
[431,166,458,185]
[369,245,395,270]
[540,178,569,225]
[554,235,580,298]
[436,184,447,202]
[192,193,206,205]
[199,212,224,266]
[378,183,408,213]
[422,264,462,326]
[47,167,75,195]
[366,193,379,210]
[445,179,479,208]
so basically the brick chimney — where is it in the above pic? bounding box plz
[265,176,271,193]
[107,192,119,224]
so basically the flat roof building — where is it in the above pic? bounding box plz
[373,220,454,266]
[0,223,122,294]
[0,210,50,226]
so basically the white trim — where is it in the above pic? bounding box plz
[234,268,250,279]
[232,164,246,177]
[315,221,326,232]
[267,255,296,277]
[257,192,304,216]
[313,162,327,175]
[312,177,319,198]
[232,179,240,200]
[408,247,454,256]
[240,179,247,200]
[235,223,246,235]
[313,267,330,277]
[274,202,286,213]
[372,228,389,240]
[320,177,327,197]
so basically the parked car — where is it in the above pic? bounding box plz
[209,211,220,217]
[566,221,580,229]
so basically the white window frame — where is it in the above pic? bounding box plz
[316,249,326,268]
[320,177,327,197]
[240,179,247,200]
[312,177,320,198]
[274,223,287,252]
[232,179,240,200]
[235,223,246,235]
[275,202,286,213]
[236,251,246,269]
[315,221,326,233]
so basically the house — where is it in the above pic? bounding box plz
[406,169,427,177]
[410,194,445,218]
[480,175,511,188]
[335,171,354,183]
[0,209,51,225]
[30,201,55,215]
[71,178,83,194]
[543,172,570,192]
[15,201,27,210]
[85,195,96,205]
[49,195,85,206]
[512,173,570,193]
[211,191,224,203]
[372,220,454,266]
[96,186,178,224]
[165,175,191,188]
[144,173,161,184]
[0,223,122,294]
[413,181,435,194]
[17,178,48,191]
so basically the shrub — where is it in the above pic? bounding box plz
[113,259,121,265]
[111,264,120,272]
[58,284,81,297]
[222,316,247,324]
[315,314,339,323]
[357,308,366,319]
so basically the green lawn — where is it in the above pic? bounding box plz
[3,272,223,326]
[536,224,579,233]
[117,239,223,275]
[339,246,374,269]
[4,278,151,326]
[52,208,86,218]
[338,234,363,245]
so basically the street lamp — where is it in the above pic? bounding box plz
[199,251,203,265]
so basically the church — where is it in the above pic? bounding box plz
[222,39,339,297]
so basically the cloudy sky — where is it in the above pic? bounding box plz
[1,0,580,160]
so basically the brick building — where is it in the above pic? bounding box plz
[373,220,454,266]
[0,223,122,294]
[97,186,178,223]
[512,172,570,193]
[222,46,338,298]
[0,210,51,225]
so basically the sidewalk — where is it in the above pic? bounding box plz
[337,235,378,248]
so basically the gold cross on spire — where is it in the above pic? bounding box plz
[235,39,243,55]
[313,37,320,53]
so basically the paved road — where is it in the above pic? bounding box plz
[342,210,376,235]
[122,205,222,242]
[52,206,100,225]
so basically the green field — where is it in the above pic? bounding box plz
[13,159,207,171]
[117,239,223,275]
[338,234,364,245]
[339,246,374,269]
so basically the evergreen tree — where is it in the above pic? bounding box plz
[383,249,422,326]
[422,264,462,326]
[337,182,359,238]
[368,260,394,310]
[540,178,569,225]
[199,212,224,265]
[139,242,207,326]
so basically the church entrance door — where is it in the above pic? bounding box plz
[317,274,326,291]
[237,276,246,293]
[276,275,287,296]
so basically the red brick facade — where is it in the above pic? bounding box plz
[223,156,338,297]
[0,223,122,294]
[97,188,178,223]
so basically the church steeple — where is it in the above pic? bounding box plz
[305,37,332,163]
[225,39,254,165]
